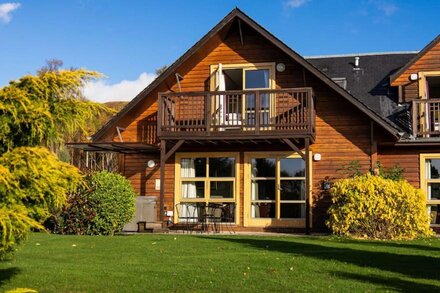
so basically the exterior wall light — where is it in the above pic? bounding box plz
[409,73,418,81]
[147,160,156,168]
[313,153,321,161]
[322,177,331,191]
[276,63,286,72]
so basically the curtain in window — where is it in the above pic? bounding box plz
[215,64,226,128]
[425,79,431,135]
[181,159,197,198]
[263,69,269,88]
[427,160,432,200]
[251,165,259,217]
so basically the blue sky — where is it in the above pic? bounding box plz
[0,0,438,102]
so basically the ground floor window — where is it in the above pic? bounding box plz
[420,154,440,226]
[175,153,239,224]
[244,152,309,227]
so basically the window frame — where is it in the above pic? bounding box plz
[210,63,276,131]
[244,151,312,228]
[420,153,440,226]
[175,152,240,224]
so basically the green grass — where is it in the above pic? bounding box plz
[1,233,439,292]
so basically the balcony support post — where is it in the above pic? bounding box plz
[159,139,184,226]
[255,91,260,134]
[305,137,311,235]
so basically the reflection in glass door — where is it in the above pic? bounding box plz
[250,155,306,220]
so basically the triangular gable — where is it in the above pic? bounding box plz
[92,8,401,141]
[390,34,440,86]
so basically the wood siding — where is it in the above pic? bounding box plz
[378,146,440,188]
[392,40,440,87]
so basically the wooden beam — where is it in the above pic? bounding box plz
[282,138,305,159]
[159,140,166,225]
[370,122,378,170]
[305,138,311,235]
[158,139,184,225]
[238,18,244,46]
[164,139,184,162]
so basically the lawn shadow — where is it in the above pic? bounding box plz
[332,238,440,253]
[208,237,440,284]
[334,272,439,292]
[0,267,20,286]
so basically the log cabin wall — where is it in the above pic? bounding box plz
[378,146,440,188]
[103,21,383,230]
[392,40,440,102]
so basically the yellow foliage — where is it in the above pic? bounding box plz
[0,147,84,256]
[0,69,114,155]
[0,147,84,221]
[326,174,433,240]
[0,207,43,257]
[6,288,38,293]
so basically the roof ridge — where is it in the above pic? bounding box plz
[305,51,419,59]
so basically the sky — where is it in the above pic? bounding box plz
[0,0,439,102]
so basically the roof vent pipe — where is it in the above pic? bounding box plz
[354,56,360,68]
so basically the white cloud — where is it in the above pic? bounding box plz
[83,72,156,103]
[0,2,20,23]
[368,0,398,16]
[285,0,310,8]
[377,2,397,16]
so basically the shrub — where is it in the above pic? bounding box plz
[0,147,84,222]
[49,171,136,235]
[0,206,43,258]
[0,147,83,257]
[48,191,96,235]
[327,174,433,239]
[87,171,136,235]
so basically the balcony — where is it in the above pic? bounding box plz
[157,88,315,141]
[412,99,440,138]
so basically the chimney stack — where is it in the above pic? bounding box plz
[354,56,360,68]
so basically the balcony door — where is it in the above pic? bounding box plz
[210,63,275,129]
[418,73,440,136]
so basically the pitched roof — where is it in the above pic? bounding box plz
[92,8,403,141]
[389,34,440,85]
[308,52,417,134]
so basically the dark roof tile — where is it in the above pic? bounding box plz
[307,53,416,134]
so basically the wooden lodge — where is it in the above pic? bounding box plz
[69,9,440,232]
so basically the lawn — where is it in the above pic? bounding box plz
[0,233,439,292]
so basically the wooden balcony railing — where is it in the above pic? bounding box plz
[158,88,315,139]
[412,99,440,138]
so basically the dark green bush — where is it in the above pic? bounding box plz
[48,171,136,235]
[87,171,136,235]
[48,191,96,235]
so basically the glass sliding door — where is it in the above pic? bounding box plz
[246,152,308,227]
[210,63,275,130]
[175,153,239,224]
[251,158,276,218]
[244,68,271,129]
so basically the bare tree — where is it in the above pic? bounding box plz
[155,65,168,76]
[38,58,64,74]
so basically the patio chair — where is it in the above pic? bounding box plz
[175,203,199,234]
[221,204,236,234]
[201,203,223,233]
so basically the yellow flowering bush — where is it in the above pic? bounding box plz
[327,174,433,239]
